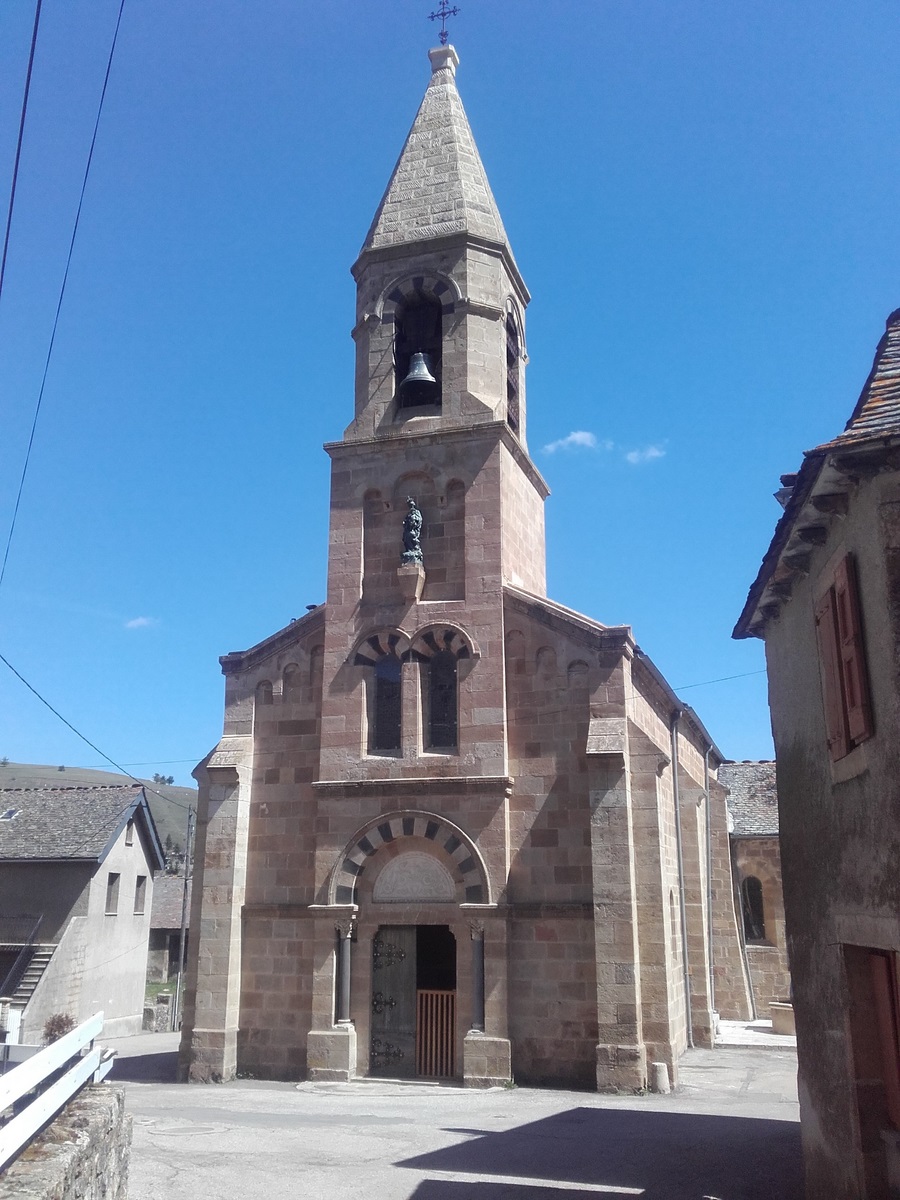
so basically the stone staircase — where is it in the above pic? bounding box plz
[1,944,57,1006]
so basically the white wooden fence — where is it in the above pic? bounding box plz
[0,1012,115,1172]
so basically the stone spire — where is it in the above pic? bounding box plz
[361,46,509,253]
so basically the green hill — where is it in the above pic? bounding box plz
[0,761,196,854]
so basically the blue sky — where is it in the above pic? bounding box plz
[0,1,897,784]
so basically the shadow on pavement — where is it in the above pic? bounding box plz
[109,1049,178,1083]
[400,1106,803,1200]
[409,1185,608,1199]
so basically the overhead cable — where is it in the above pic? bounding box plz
[0,0,43,306]
[0,0,128,593]
[0,649,191,814]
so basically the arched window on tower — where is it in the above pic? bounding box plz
[505,311,520,433]
[395,290,442,409]
[741,875,766,942]
[426,649,458,751]
[372,653,403,753]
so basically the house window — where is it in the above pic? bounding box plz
[125,819,134,846]
[741,875,766,942]
[106,872,120,915]
[815,553,873,761]
[134,875,147,915]
[505,312,520,433]
[426,649,458,750]
[372,653,402,753]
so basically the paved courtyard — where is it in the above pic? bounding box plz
[113,1035,802,1200]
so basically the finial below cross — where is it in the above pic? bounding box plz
[428,1,460,45]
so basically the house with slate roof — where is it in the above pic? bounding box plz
[147,872,191,983]
[180,44,754,1093]
[735,309,900,1199]
[718,761,791,1013]
[0,784,164,1040]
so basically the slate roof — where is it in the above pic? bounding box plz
[0,784,163,865]
[734,307,900,639]
[150,872,191,929]
[815,308,900,451]
[361,46,510,254]
[719,762,779,836]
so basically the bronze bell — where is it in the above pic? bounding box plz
[399,351,439,405]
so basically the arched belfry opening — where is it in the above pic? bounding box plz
[395,290,442,408]
[505,309,521,432]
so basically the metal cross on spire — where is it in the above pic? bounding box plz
[428,1,460,45]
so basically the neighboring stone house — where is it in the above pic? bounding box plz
[718,761,791,1013]
[735,308,900,1199]
[147,873,190,983]
[180,44,751,1092]
[0,784,165,1039]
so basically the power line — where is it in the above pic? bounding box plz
[0,0,43,305]
[0,650,191,814]
[0,0,128,594]
[674,668,767,692]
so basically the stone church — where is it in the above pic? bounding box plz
[180,45,751,1092]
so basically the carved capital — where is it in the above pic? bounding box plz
[468,920,485,939]
[336,918,356,939]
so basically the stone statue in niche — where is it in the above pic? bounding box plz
[401,496,423,564]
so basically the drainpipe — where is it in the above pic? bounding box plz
[703,745,715,1017]
[670,709,694,1049]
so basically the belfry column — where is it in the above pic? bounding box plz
[307,913,358,1082]
[463,918,512,1087]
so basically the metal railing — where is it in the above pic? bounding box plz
[0,915,43,998]
[416,989,455,1078]
[0,1011,114,1171]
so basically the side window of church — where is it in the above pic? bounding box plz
[427,650,458,751]
[814,553,873,761]
[740,875,765,942]
[373,654,402,753]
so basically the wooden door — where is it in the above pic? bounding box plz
[370,926,416,1078]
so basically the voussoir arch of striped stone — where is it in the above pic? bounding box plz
[329,810,490,906]
[378,270,462,323]
[350,627,411,667]
[406,623,480,663]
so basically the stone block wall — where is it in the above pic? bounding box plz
[0,1086,129,1200]
[507,910,598,1088]
[734,836,791,1008]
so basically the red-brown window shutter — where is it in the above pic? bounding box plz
[870,951,900,1131]
[834,555,874,745]
[815,588,849,761]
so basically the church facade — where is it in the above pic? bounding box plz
[179,45,751,1092]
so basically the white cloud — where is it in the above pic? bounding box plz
[624,445,666,465]
[543,430,609,454]
[124,616,159,630]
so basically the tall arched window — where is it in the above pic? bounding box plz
[741,875,766,941]
[427,649,458,750]
[395,291,442,409]
[505,311,520,432]
[373,653,402,753]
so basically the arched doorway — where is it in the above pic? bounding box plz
[370,925,457,1079]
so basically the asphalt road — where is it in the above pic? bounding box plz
[116,1037,801,1200]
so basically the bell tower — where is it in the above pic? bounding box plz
[347,45,533,445]
[318,44,549,785]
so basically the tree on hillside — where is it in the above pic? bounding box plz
[152,773,175,785]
